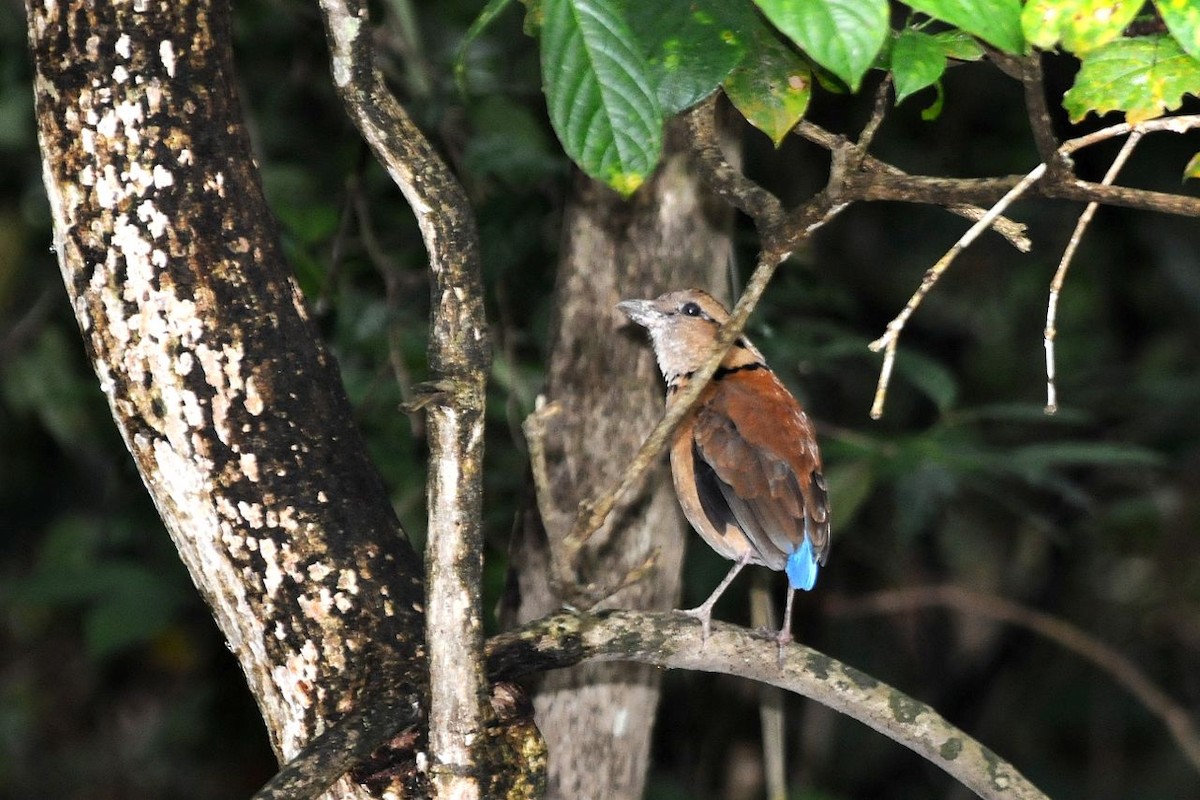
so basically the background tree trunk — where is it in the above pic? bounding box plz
[505,122,732,799]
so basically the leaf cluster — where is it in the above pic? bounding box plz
[464,0,1200,193]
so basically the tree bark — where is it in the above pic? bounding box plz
[506,122,732,799]
[25,0,427,795]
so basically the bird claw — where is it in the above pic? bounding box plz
[681,605,714,642]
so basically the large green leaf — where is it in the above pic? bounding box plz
[541,0,663,195]
[891,29,947,104]
[1021,0,1142,54]
[724,26,813,146]
[906,0,1025,54]
[619,0,755,115]
[1156,0,1200,61]
[754,0,889,91]
[1063,35,1200,123]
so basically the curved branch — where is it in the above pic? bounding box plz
[828,586,1200,775]
[317,0,521,795]
[487,610,1050,800]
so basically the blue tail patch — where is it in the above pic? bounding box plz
[786,539,819,591]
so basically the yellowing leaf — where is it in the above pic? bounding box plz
[1063,35,1200,123]
[1022,0,1142,53]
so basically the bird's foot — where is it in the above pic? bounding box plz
[775,626,793,667]
[681,604,715,642]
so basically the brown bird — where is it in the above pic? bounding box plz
[618,289,830,647]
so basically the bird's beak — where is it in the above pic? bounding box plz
[617,299,658,327]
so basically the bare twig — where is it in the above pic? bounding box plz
[866,113,1200,418]
[827,586,1200,775]
[251,695,422,800]
[856,75,892,155]
[797,121,1032,251]
[868,163,1048,418]
[1045,131,1142,413]
[1018,55,1070,179]
[487,609,1051,800]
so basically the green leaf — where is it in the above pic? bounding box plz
[1008,441,1163,472]
[455,0,517,93]
[906,0,1025,54]
[723,27,813,146]
[896,349,959,412]
[619,0,755,115]
[465,96,563,185]
[1184,150,1200,180]
[823,459,874,527]
[1157,0,1200,61]
[920,79,946,119]
[541,0,664,195]
[1021,0,1142,54]
[892,29,947,104]
[1063,35,1200,123]
[932,29,986,61]
[754,0,889,91]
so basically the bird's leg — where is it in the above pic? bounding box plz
[682,552,752,640]
[776,586,796,665]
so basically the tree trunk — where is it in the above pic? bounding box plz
[25,0,428,795]
[506,122,732,799]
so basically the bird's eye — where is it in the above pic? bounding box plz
[681,302,702,317]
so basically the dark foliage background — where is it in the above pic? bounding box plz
[1,0,1198,798]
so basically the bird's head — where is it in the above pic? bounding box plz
[618,289,762,381]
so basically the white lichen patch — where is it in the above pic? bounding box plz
[298,587,335,620]
[238,500,264,529]
[259,536,283,597]
[159,40,177,78]
[243,374,265,415]
[239,452,260,482]
[336,569,359,595]
[307,562,333,582]
[272,641,321,753]
[115,33,132,60]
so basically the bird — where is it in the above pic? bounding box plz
[617,289,829,649]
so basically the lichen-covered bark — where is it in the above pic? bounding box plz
[506,122,732,799]
[317,0,535,796]
[25,0,426,790]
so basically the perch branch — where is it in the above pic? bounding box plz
[1045,131,1142,412]
[487,610,1050,800]
[827,586,1200,775]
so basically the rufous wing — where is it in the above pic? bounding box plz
[691,369,830,570]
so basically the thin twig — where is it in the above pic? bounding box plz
[827,586,1200,775]
[867,163,1048,418]
[797,120,1031,251]
[856,75,892,155]
[866,113,1200,419]
[1045,131,1142,413]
